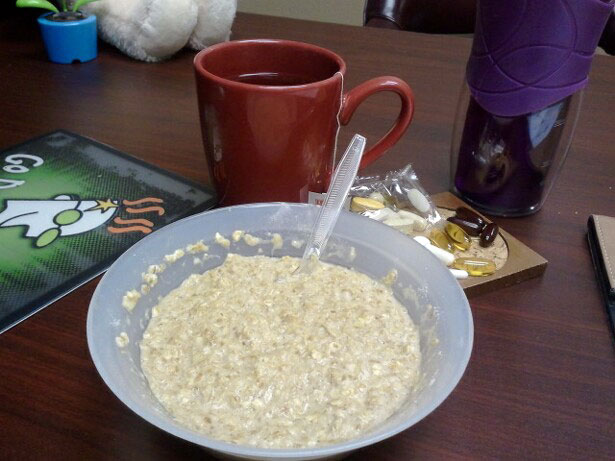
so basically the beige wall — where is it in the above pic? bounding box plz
[237,0,365,26]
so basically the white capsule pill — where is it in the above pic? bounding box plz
[363,207,397,222]
[413,236,454,266]
[413,236,431,246]
[397,209,428,231]
[368,191,386,203]
[383,216,415,227]
[407,188,431,214]
[449,268,469,279]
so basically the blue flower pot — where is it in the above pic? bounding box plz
[37,12,97,64]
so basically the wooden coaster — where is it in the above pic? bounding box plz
[432,192,547,297]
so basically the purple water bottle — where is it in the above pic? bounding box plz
[451,0,614,216]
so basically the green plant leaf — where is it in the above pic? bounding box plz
[15,0,59,13]
[60,0,67,12]
[72,0,100,12]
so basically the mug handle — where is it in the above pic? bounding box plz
[340,76,414,169]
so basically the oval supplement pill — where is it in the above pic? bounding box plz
[447,216,483,237]
[397,209,428,231]
[453,257,496,276]
[480,222,499,247]
[367,191,386,203]
[364,207,397,222]
[455,206,485,228]
[407,188,431,213]
[350,197,386,212]
[444,222,471,251]
[429,229,455,253]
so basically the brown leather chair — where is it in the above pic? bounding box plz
[364,0,615,55]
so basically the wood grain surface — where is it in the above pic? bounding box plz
[1,12,614,460]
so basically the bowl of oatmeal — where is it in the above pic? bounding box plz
[87,202,473,460]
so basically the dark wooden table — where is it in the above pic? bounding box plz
[1,12,614,460]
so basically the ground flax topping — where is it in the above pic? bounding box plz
[140,254,421,449]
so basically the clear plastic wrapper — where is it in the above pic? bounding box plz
[349,164,442,234]
[349,165,505,281]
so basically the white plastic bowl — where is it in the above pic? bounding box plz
[87,203,473,460]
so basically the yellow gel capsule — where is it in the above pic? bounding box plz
[445,222,471,251]
[350,197,385,212]
[429,229,454,253]
[453,257,496,276]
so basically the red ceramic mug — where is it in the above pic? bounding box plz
[194,39,414,206]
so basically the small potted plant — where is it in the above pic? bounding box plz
[17,0,100,64]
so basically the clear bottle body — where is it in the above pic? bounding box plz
[450,83,583,216]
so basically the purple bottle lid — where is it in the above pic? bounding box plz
[466,0,614,117]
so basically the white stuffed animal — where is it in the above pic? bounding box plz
[82,0,237,62]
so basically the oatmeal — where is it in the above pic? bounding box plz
[231,230,245,242]
[164,249,185,263]
[186,240,209,253]
[140,254,421,449]
[115,332,129,348]
[242,233,262,246]
[214,232,230,248]
[271,233,283,250]
[122,289,141,312]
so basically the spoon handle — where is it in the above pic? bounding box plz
[298,134,366,272]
